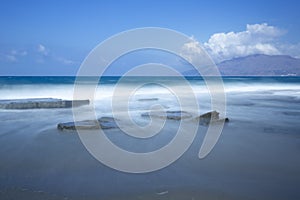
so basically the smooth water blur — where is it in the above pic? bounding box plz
[1,76,300,118]
[0,76,300,199]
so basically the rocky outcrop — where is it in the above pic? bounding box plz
[57,117,118,131]
[141,110,193,120]
[198,110,229,125]
[141,110,229,124]
[0,98,89,109]
[57,110,229,131]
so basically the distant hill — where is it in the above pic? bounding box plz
[183,54,300,76]
[218,54,300,76]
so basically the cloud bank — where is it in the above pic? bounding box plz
[181,37,206,64]
[203,23,285,62]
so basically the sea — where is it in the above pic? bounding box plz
[0,76,299,200]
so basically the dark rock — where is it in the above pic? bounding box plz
[141,110,192,120]
[198,111,229,125]
[57,120,99,131]
[198,110,219,125]
[57,117,118,131]
[210,117,229,124]
[0,98,89,109]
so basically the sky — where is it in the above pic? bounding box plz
[0,0,300,75]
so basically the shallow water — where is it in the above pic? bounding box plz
[0,76,299,199]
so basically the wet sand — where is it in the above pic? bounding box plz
[0,114,299,199]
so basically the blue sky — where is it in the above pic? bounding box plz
[0,0,300,75]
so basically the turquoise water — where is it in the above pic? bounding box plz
[1,76,300,85]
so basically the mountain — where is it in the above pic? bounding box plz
[183,54,300,76]
[218,54,300,76]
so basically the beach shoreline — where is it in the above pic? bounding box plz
[0,77,299,199]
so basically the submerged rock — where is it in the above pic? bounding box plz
[57,117,118,131]
[198,110,229,125]
[141,110,192,120]
[138,98,159,102]
[210,117,229,124]
[0,98,89,109]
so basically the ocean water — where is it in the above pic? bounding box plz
[0,76,299,199]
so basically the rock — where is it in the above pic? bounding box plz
[210,117,229,124]
[138,98,159,102]
[141,110,192,120]
[97,117,119,129]
[198,110,229,125]
[0,98,89,109]
[57,117,118,131]
[57,120,99,130]
[198,110,219,125]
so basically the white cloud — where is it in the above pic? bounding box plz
[54,56,77,65]
[11,50,27,57]
[180,36,212,67]
[246,23,284,38]
[0,49,27,62]
[37,44,48,55]
[180,36,202,63]
[0,53,17,62]
[203,23,285,62]
[35,44,77,65]
[0,44,77,66]
[181,23,300,64]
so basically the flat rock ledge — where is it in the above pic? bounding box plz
[197,110,229,125]
[0,98,89,109]
[138,98,159,102]
[141,110,229,124]
[141,110,193,120]
[57,117,118,131]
